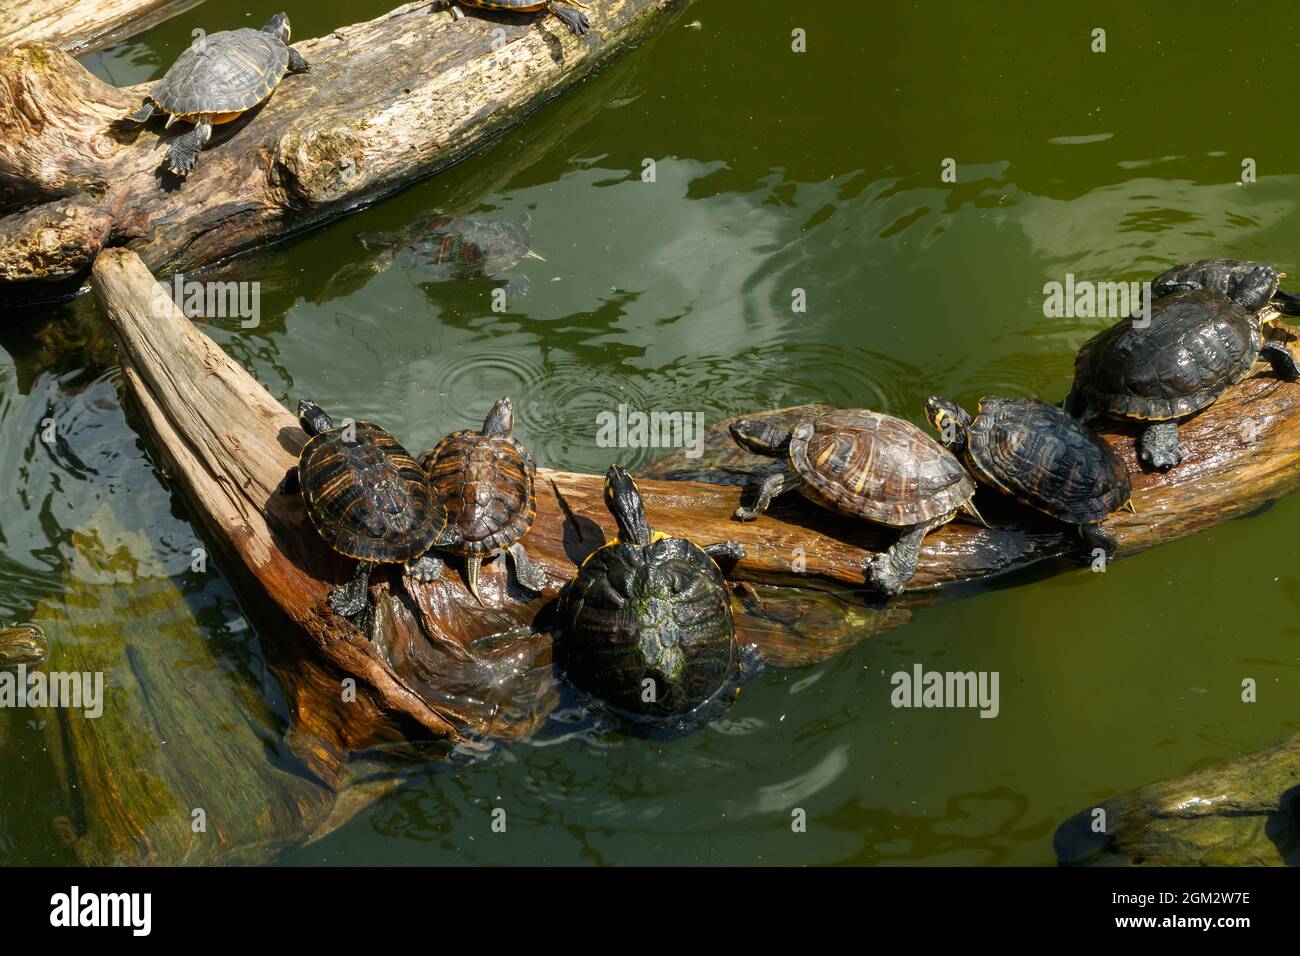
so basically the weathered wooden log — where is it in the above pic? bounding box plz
[0,0,202,55]
[0,0,686,293]
[30,504,398,865]
[93,246,1300,762]
[1054,733,1300,866]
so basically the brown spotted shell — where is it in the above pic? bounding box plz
[789,409,976,527]
[421,429,536,557]
[151,27,288,117]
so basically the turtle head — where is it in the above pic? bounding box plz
[925,396,971,451]
[482,396,513,435]
[262,12,291,44]
[728,419,792,458]
[297,399,333,437]
[605,464,653,547]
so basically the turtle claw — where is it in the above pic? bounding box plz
[864,553,908,598]
[508,543,547,594]
[404,553,444,584]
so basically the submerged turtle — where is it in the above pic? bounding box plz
[729,409,981,596]
[436,0,591,36]
[558,465,758,727]
[0,624,47,670]
[925,396,1132,559]
[113,13,310,176]
[1067,265,1300,469]
[420,396,546,603]
[356,213,543,294]
[282,400,456,623]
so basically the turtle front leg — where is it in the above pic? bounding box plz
[1078,523,1118,563]
[286,48,311,74]
[732,469,801,522]
[507,542,548,594]
[864,514,951,597]
[329,561,373,619]
[548,2,591,35]
[702,540,746,566]
[165,118,212,177]
[404,552,444,584]
[1138,421,1183,470]
[113,100,156,129]
[1261,341,1300,380]
[1271,290,1300,316]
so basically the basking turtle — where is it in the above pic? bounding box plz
[281,400,456,623]
[1067,287,1300,469]
[436,0,591,36]
[729,409,981,596]
[925,396,1132,559]
[113,13,310,176]
[558,465,758,726]
[356,213,543,295]
[420,396,546,603]
[0,624,47,670]
[1151,258,1300,315]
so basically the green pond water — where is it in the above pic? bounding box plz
[2,0,1299,865]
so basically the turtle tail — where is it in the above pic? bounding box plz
[464,554,483,605]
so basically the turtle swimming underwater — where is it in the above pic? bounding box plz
[0,624,47,670]
[356,213,543,295]
[281,400,456,625]
[925,396,1132,560]
[1066,261,1300,469]
[729,408,981,596]
[420,396,547,604]
[435,0,591,36]
[558,465,759,728]
[112,12,310,176]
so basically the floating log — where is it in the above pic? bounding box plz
[93,247,1300,758]
[0,0,202,55]
[29,504,398,865]
[0,0,686,293]
[1054,732,1300,866]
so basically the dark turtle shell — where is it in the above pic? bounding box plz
[151,27,288,117]
[789,409,976,526]
[560,536,735,718]
[1072,289,1260,421]
[421,428,536,557]
[1152,259,1279,313]
[299,421,446,563]
[964,397,1130,525]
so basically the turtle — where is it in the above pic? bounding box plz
[728,409,982,596]
[557,465,760,728]
[356,213,544,295]
[1066,279,1300,470]
[0,623,47,670]
[419,396,547,603]
[435,0,591,36]
[112,13,310,177]
[1150,258,1300,316]
[281,400,457,624]
[924,396,1132,560]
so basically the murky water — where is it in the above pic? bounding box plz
[2,0,1298,865]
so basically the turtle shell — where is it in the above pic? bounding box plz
[151,27,288,117]
[1152,259,1279,313]
[789,409,976,526]
[298,421,446,563]
[1073,289,1260,421]
[964,397,1130,525]
[460,0,551,11]
[401,216,531,280]
[421,428,536,557]
[560,536,735,718]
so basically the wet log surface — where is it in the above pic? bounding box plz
[94,246,1300,757]
[0,0,686,294]
[0,0,202,55]
[1054,732,1300,866]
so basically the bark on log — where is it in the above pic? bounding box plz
[93,246,1300,761]
[0,0,202,56]
[0,0,686,293]
[1054,733,1300,866]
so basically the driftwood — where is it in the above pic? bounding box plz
[92,246,1300,763]
[1054,733,1300,866]
[30,505,396,865]
[0,0,202,55]
[0,0,685,294]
